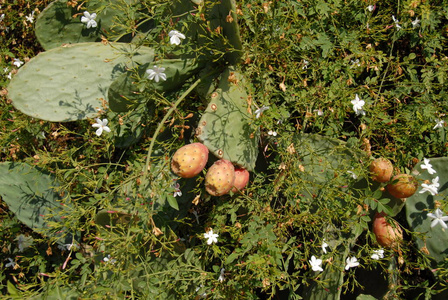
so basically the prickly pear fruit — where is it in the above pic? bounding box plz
[231,167,250,193]
[205,159,235,196]
[171,143,209,178]
[369,158,393,183]
[386,174,418,199]
[372,212,403,249]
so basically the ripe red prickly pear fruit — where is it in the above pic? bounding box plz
[231,168,250,193]
[372,212,403,249]
[369,158,393,183]
[205,159,235,196]
[171,143,209,178]
[386,174,418,199]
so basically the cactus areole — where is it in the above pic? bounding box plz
[171,143,209,178]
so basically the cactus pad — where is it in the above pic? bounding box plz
[35,0,140,50]
[7,42,154,122]
[196,67,258,171]
[0,162,77,244]
[405,157,448,264]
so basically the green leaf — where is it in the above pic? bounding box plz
[166,195,179,211]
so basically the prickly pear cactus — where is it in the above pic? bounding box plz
[108,58,204,112]
[196,67,258,171]
[7,42,154,122]
[35,0,142,50]
[0,162,77,245]
[405,157,448,264]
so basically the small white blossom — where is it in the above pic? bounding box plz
[367,5,375,12]
[351,94,365,116]
[168,30,186,45]
[5,258,16,268]
[371,249,384,260]
[92,118,111,136]
[7,72,12,79]
[433,119,445,129]
[309,255,323,272]
[350,59,361,68]
[421,158,436,175]
[345,257,359,270]
[203,229,219,245]
[25,11,34,23]
[347,170,358,179]
[103,254,116,264]
[58,243,79,251]
[173,182,182,197]
[15,234,33,252]
[302,59,309,69]
[3,67,8,73]
[392,15,401,30]
[146,66,167,83]
[81,11,97,29]
[322,240,328,254]
[13,58,24,68]
[419,176,439,196]
[218,268,225,282]
[412,18,420,28]
[195,285,207,298]
[268,130,277,136]
[314,109,323,116]
[0,13,5,22]
[427,208,448,229]
[254,106,269,119]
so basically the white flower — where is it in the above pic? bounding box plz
[81,11,97,29]
[254,106,269,118]
[5,258,16,268]
[433,119,445,129]
[168,30,186,45]
[302,59,309,69]
[173,182,182,197]
[412,18,420,28]
[427,208,448,229]
[367,5,375,12]
[3,67,8,73]
[419,176,440,196]
[314,109,323,116]
[309,255,323,272]
[57,243,79,251]
[15,234,33,252]
[25,11,34,23]
[347,170,358,179]
[7,72,12,79]
[345,256,359,270]
[351,94,365,116]
[13,58,24,67]
[195,285,207,298]
[92,118,111,136]
[0,13,5,22]
[218,268,225,282]
[146,66,167,83]
[268,130,277,136]
[203,229,219,245]
[371,249,384,260]
[103,254,116,264]
[421,158,436,175]
[322,239,328,254]
[350,59,360,68]
[392,15,401,30]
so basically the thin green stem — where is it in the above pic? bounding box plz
[143,78,202,174]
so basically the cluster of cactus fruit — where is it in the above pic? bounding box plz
[170,142,250,196]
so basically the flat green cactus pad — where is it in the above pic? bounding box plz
[7,42,154,122]
[35,0,139,50]
[405,157,448,264]
[0,162,77,244]
[196,67,258,171]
